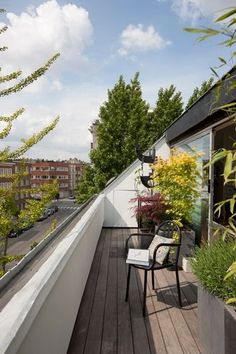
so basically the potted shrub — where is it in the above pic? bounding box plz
[151,150,200,267]
[130,192,167,232]
[192,241,236,354]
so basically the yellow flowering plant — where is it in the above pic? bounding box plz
[151,150,201,226]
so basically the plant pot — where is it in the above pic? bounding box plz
[179,228,195,268]
[182,256,192,272]
[198,285,236,354]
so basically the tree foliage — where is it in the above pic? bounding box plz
[75,165,98,204]
[76,78,185,203]
[0,9,60,273]
[186,77,214,109]
[150,85,183,141]
[90,73,150,189]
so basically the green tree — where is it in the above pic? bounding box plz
[0,9,60,274]
[90,73,150,189]
[186,77,214,109]
[75,165,98,204]
[151,85,183,142]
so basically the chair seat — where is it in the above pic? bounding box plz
[131,260,175,270]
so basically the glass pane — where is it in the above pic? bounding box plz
[176,134,210,244]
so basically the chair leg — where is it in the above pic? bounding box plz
[143,270,148,316]
[175,267,182,307]
[125,265,131,301]
[151,270,155,290]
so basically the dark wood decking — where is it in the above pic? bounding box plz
[68,228,205,354]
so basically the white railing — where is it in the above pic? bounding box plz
[0,194,104,354]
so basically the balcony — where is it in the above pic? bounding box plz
[68,227,203,354]
[0,192,204,354]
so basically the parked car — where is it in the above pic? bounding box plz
[8,228,22,238]
[37,210,48,221]
[50,205,58,213]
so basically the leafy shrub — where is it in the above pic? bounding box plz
[152,150,200,225]
[30,241,39,250]
[130,192,167,224]
[192,240,236,302]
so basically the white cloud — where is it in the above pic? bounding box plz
[0,0,93,74]
[0,84,107,162]
[171,0,236,22]
[118,24,170,56]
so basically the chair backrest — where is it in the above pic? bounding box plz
[155,220,181,264]
[156,220,181,241]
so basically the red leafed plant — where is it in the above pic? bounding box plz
[130,192,168,224]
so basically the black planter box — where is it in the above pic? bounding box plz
[198,286,236,354]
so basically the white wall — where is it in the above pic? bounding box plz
[103,137,170,227]
[0,195,104,354]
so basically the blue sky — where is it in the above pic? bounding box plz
[0,0,234,161]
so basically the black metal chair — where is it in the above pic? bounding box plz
[125,220,182,316]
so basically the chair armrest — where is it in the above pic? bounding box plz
[151,242,181,267]
[125,232,154,254]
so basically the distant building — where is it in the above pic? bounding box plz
[0,161,31,210]
[31,161,69,198]
[89,119,99,151]
[14,161,31,210]
[67,158,87,196]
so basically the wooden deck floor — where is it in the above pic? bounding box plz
[67,228,205,354]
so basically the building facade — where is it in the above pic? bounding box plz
[67,158,87,197]
[0,161,31,210]
[89,119,99,151]
[31,161,69,198]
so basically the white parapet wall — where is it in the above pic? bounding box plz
[103,136,170,228]
[0,195,104,354]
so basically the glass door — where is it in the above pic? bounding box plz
[175,133,210,244]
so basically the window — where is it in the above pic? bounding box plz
[0,167,12,175]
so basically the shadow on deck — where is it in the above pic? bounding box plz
[68,228,204,354]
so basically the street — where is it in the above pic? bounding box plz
[7,199,79,261]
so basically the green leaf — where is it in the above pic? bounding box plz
[184,27,220,36]
[219,38,236,47]
[224,151,233,179]
[230,199,235,214]
[226,298,236,304]
[215,8,236,22]
[210,67,220,78]
[211,149,228,164]
[218,57,227,65]
[228,18,236,27]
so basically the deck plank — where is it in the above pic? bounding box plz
[137,270,167,354]
[117,230,134,354]
[157,269,200,353]
[83,229,111,354]
[67,230,106,354]
[125,234,152,354]
[68,228,204,354]
[163,269,205,353]
[101,229,118,354]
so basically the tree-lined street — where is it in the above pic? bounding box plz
[6,200,79,269]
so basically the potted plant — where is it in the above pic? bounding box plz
[151,150,200,267]
[130,192,167,232]
[192,240,236,354]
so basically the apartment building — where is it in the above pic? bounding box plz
[0,161,31,210]
[67,158,87,196]
[31,161,70,198]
